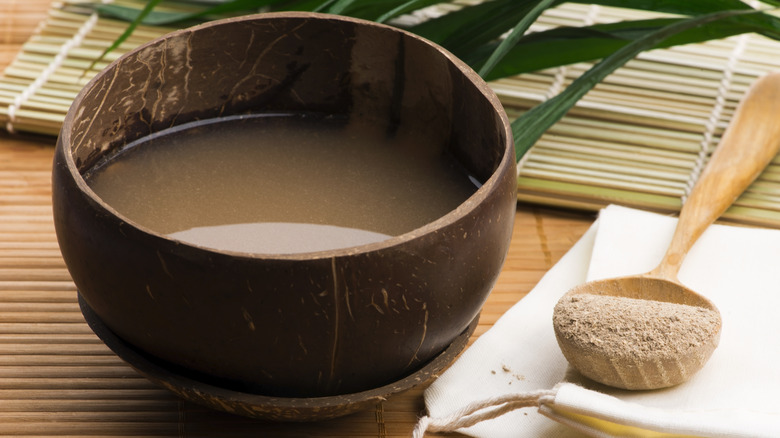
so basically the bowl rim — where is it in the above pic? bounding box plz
[57,11,515,261]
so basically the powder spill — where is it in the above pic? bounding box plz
[553,293,720,360]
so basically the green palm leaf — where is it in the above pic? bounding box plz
[511,8,760,160]
[474,13,780,81]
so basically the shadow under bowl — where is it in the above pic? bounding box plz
[80,294,478,421]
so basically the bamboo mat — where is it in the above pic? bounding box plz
[0,3,597,435]
[500,5,780,227]
[3,2,780,227]
[0,1,173,136]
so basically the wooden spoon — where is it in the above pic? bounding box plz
[552,72,780,390]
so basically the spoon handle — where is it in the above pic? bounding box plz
[652,73,780,279]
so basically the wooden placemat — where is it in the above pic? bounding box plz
[1,3,596,435]
[0,132,594,436]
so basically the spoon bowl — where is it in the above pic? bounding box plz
[554,277,721,389]
[553,72,780,390]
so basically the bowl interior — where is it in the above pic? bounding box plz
[66,13,510,228]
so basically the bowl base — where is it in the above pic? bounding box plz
[78,293,478,421]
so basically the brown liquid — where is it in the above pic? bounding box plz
[85,113,479,254]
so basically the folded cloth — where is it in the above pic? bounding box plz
[417,205,780,438]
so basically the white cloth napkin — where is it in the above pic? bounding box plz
[421,205,780,437]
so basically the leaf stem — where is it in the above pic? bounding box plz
[478,0,557,78]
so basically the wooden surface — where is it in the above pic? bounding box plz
[0,2,595,436]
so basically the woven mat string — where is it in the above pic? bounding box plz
[682,33,749,205]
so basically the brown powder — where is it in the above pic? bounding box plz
[553,293,720,359]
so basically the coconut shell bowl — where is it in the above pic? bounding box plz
[52,12,516,421]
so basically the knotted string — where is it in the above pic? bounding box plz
[412,388,557,438]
